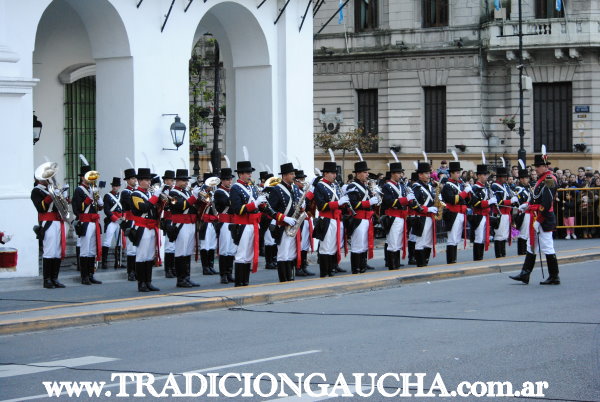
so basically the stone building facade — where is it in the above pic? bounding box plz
[313,0,599,174]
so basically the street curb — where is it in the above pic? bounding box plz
[1,252,598,335]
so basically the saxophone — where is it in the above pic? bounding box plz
[285,180,310,237]
[433,181,446,221]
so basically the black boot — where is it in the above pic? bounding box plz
[288,261,295,281]
[509,252,536,284]
[473,243,483,261]
[268,245,278,269]
[136,262,149,292]
[328,255,337,277]
[500,240,507,257]
[446,245,457,264]
[415,249,425,267]
[334,261,347,273]
[200,250,212,275]
[350,253,361,274]
[76,246,81,272]
[51,258,65,288]
[207,249,218,275]
[407,241,416,265]
[114,246,122,269]
[318,253,328,278]
[423,248,431,266]
[43,259,55,289]
[296,251,308,276]
[80,257,91,285]
[359,253,368,273]
[277,261,287,282]
[226,256,235,283]
[88,258,102,284]
[517,238,527,255]
[540,254,560,285]
[384,243,389,268]
[101,246,109,269]
[164,253,175,278]
[145,261,160,291]
[243,263,251,286]
[395,251,403,269]
[186,256,200,287]
[494,241,502,258]
[219,255,229,284]
[175,257,192,287]
[234,263,244,287]
[127,256,136,281]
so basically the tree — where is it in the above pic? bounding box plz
[314,128,378,173]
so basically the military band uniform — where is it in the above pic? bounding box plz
[410,163,436,267]
[514,170,532,255]
[72,165,103,285]
[121,168,137,281]
[31,182,66,288]
[296,170,315,276]
[199,173,219,276]
[469,165,494,261]
[491,167,517,258]
[441,162,470,264]
[406,172,419,265]
[101,178,123,269]
[161,170,176,279]
[214,168,236,284]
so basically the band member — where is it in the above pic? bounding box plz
[514,168,532,255]
[31,177,67,288]
[199,172,219,275]
[129,168,162,292]
[406,171,419,265]
[121,168,138,281]
[441,162,471,264]
[491,167,518,258]
[72,165,103,285]
[214,168,236,284]
[313,161,349,277]
[230,161,267,287]
[510,153,560,285]
[268,163,301,282]
[168,169,201,288]
[261,173,278,271]
[101,177,124,269]
[294,170,315,276]
[469,164,498,261]
[381,162,414,270]
[161,170,176,278]
[410,162,438,267]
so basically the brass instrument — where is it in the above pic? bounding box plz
[34,162,72,222]
[367,179,383,205]
[285,180,309,237]
[152,183,177,205]
[200,176,221,217]
[252,177,280,216]
[84,170,101,211]
[433,180,446,221]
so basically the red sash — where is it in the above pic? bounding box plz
[233,213,262,272]
[218,214,233,223]
[308,218,314,252]
[202,214,218,223]
[355,210,375,259]
[79,213,102,262]
[171,214,197,224]
[320,209,344,263]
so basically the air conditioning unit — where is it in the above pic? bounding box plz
[494,8,507,21]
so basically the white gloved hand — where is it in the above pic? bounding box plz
[1,234,12,243]
[369,196,381,206]
[518,202,528,212]
[428,206,438,214]
[301,201,306,210]
[255,195,267,205]
[533,220,541,233]
[192,186,201,197]
[283,216,297,226]
[464,185,473,193]
[406,193,416,202]
[338,195,349,206]
[53,188,62,196]
[488,196,498,205]
[511,196,519,204]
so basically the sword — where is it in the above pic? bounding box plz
[536,226,545,279]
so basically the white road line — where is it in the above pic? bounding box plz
[271,385,367,401]
[0,350,321,402]
[0,356,118,378]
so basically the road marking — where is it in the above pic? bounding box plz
[270,385,368,401]
[0,350,321,402]
[0,356,118,378]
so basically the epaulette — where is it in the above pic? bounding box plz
[545,177,556,189]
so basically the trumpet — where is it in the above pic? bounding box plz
[251,177,279,216]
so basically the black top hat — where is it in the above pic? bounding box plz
[162,170,175,180]
[410,171,418,182]
[389,162,403,173]
[533,154,550,167]
[136,168,153,180]
[150,176,161,186]
[203,172,215,181]
[123,168,136,180]
[496,167,508,177]
[79,165,91,177]
[279,163,295,175]
[259,171,269,180]
[448,161,462,172]
[476,164,489,175]
[322,161,337,173]
[220,168,234,180]
[518,169,529,179]
[110,177,121,187]
[236,161,255,173]
[294,169,307,178]
[353,161,370,173]
[417,162,431,174]
[175,169,191,180]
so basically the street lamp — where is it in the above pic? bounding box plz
[33,114,43,145]
[204,32,222,175]
[162,114,186,150]
[517,0,526,163]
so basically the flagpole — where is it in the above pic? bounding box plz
[517,0,526,163]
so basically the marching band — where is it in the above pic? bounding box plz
[31,148,561,290]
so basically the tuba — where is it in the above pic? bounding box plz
[35,162,72,222]
[433,181,446,221]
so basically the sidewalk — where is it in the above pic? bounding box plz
[0,239,598,335]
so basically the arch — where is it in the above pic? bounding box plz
[58,63,96,85]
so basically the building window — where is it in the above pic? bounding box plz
[533,82,572,153]
[354,0,378,32]
[423,0,448,28]
[535,0,565,18]
[424,86,446,153]
[357,89,378,152]
[64,75,96,191]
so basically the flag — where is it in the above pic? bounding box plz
[338,0,344,24]
[494,0,501,11]
[556,0,562,12]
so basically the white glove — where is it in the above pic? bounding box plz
[256,195,267,205]
[533,220,541,233]
[192,186,201,197]
[488,196,498,205]
[1,233,12,243]
[464,185,473,193]
[53,188,62,196]
[428,206,438,214]
[283,216,297,226]
[300,201,306,210]
[338,195,349,206]
[406,193,416,202]
[369,196,381,206]
[518,202,528,212]
[511,196,519,204]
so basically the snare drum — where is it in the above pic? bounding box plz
[0,247,18,268]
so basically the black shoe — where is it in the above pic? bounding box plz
[540,254,560,285]
[334,265,347,273]
[42,259,55,289]
[221,275,229,284]
[138,282,150,292]
[43,279,55,289]
[302,268,315,276]
[177,280,193,288]
[359,253,368,273]
[186,257,201,286]
[51,279,65,288]
[80,257,91,285]
[318,254,328,278]
[114,247,122,268]
[473,243,484,261]
[494,241,502,258]
[415,250,426,267]
[89,275,102,284]
[146,282,160,291]
[226,256,235,283]
[207,249,218,275]
[145,262,159,291]
[127,272,136,281]
[164,253,175,278]
[350,253,360,274]
[202,267,215,275]
[277,261,287,282]
[446,245,457,264]
[101,246,109,269]
[296,268,308,277]
[509,252,536,284]
[127,256,136,281]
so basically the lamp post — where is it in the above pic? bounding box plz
[517,0,526,163]
[162,114,186,151]
[210,39,222,175]
[193,147,200,177]
[33,114,43,145]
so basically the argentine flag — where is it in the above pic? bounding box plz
[338,0,344,24]
[556,0,562,12]
[494,0,501,11]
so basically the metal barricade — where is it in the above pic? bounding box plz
[555,187,600,233]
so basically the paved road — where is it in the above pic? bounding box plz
[0,259,598,401]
